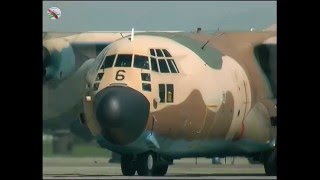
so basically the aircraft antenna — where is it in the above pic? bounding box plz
[131,28,134,42]
[201,32,225,50]
[201,41,210,50]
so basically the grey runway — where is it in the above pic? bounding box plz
[43,157,276,179]
[43,176,276,179]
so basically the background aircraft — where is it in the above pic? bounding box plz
[43,32,132,162]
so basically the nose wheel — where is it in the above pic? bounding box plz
[120,152,169,176]
[121,155,136,176]
[136,153,155,176]
[153,163,169,176]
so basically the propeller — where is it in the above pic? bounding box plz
[43,46,50,78]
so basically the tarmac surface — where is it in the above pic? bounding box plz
[43,157,276,179]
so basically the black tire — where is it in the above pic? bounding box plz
[136,152,156,176]
[248,157,261,164]
[153,164,168,176]
[264,148,277,176]
[121,155,136,176]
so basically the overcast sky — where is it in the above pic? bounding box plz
[43,1,276,32]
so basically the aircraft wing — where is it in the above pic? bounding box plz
[43,32,125,82]
[263,24,277,32]
[43,31,182,82]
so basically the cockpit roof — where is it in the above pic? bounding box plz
[132,32,224,70]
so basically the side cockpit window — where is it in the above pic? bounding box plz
[115,54,132,67]
[94,47,109,71]
[162,49,172,57]
[158,59,170,73]
[170,59,179,73]
[149,49,179,74]
[155,49,164,57]
[134,55,149,70]
[166,84,174,103]
[158,84,174,103]
[150,49,156,56]
[150,57,159,72]
[159,84,165,102]
[167,59,179,73]
[101,55,116,69]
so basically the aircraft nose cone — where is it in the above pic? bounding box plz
[93,86,150,145]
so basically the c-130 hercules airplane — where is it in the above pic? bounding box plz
[80,28,277,176]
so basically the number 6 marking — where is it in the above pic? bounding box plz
[115,70,126,81]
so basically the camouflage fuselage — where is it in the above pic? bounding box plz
[84,32,277,158]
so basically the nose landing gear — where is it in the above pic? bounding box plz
[120,152,169,176]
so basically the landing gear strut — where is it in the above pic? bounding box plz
[109,152,121,163]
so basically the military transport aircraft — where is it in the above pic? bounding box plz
[42,26,276,176]
[81,27,277,176]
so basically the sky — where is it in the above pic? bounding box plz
[43,1,276,32]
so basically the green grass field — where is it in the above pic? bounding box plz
[43,141,111,157]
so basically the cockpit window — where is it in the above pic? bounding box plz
[159,84,165,102]
[156,49,164,57]
[170,59,179,73]
[101,55,116,69]
[95,59,103,71]
[96,73,104,81]
[134,55,149,70]
[94,47,109,71]
[150,49,156,56]
[167,59,177,73]
[115,54,132,67]
[162,49,172,57]
[158,59,170,73]
[149,49,180,74]
[150,57,159,72]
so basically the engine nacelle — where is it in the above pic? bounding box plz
[254,41,277,97]
[43,38,75,83]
